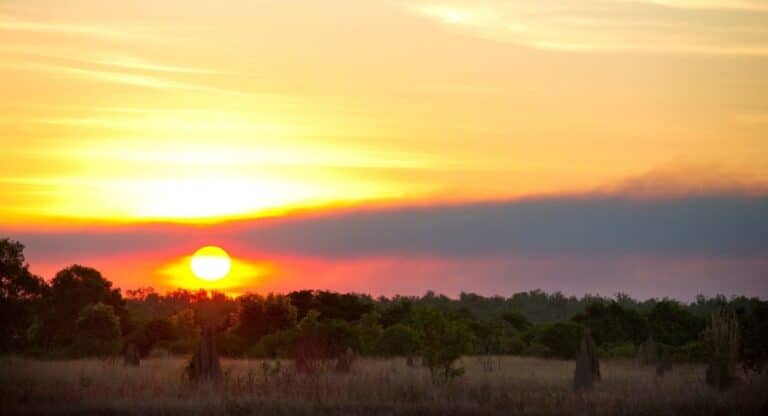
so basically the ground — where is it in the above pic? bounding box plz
[1,356,766,415]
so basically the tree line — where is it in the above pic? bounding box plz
[1,237,766,374]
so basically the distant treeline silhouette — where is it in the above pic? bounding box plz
[1,237,766,375]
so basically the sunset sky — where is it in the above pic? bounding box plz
[2,0,767,299]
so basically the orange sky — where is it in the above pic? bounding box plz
[1,0,767,298]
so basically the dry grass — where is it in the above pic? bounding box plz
[1,356,766,415]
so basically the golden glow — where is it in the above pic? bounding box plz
[159,250,271,294]
[190,246,231,281]
[1,0,767,226]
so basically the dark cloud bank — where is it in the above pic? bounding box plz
[236,194,768,258]
[11,193,768,259]
[8,192,768,298]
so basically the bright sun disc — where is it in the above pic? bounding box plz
[190,246,231,281]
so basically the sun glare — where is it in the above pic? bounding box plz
[190,246,231,281]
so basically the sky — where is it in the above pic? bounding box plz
[1,0,767,300]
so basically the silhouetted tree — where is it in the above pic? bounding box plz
[234,293,297,345]
[73,302,121,356]
[647,300,704,346]
[32,265,125,350]
[378,324,419,356]
[572,301,648,346]
[0,238,47,352]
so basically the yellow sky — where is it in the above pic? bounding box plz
[2,0,767,225]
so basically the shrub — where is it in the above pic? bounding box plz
[523,342,552,357]
[647,300,705,346]
[377,324,419,356]
[249,328,298,358]
[668,341,705,362]
[529,321,585,359]
[413,307,473,384]
[72,302,121,357]
[507,336,526,355]
[601,342,636,359]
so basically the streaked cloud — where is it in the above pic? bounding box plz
[0,16,141,40]
[407,0,768,55]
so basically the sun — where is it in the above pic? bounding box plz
[190,246,232,281]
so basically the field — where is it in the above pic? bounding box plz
[1,356,766,415]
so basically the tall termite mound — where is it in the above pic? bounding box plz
[703,308,740,391]
[656,346,672,376]
[638,336,658,366]
[335,347,356,373]
[186,327,222,382]
[574,329,600,391]
[123,343,140,367]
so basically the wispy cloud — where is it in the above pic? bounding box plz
[0,44,224,75]
[0,16,144,41]
[0,61,245,95]
[628,0,768,11]
[407,0,768,56]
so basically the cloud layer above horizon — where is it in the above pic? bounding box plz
[10,191,768,300]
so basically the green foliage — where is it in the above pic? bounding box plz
[234,293,297,345]
[471,319,512,354]
[72,302,121,356]
[413,307,473,384]
[356,311,383,355]
[647,300,705,346]
[130,318,177,356]
[738,300,768,373]
[527,321,585,359]
[249,328,298,358]
[600,342,636,358]
[523,342,552,357]
[37,265,127,350]
[501,311,532,332]
[572,301,648,346]
[288,290,374,322]
[668,341,705,362]
[377,324,419,356]
[0,238,47,352]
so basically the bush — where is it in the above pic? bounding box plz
[528,321,585,359]
[523,342,552,357]
[413,307,473,384]
[377,324,419,356]
[668,341,705,362]
[600,342,636,358]
[249,329,298,358]
[72,303,121,356]
[507,336,526,355]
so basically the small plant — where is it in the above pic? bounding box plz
[413,308,472,385]
[261,359,281,383]
[335,347,355,373]
[702,308,740,391]
[78,369,92,389]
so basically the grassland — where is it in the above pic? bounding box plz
[1,356,766,415]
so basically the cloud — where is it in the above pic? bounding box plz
[10,191,768,260]
[7,188,768,298]
[0,61,245,95]
[630,1,768,11]
[235,193,768,258]
[0,16,141,40]
[406,0,768,56]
